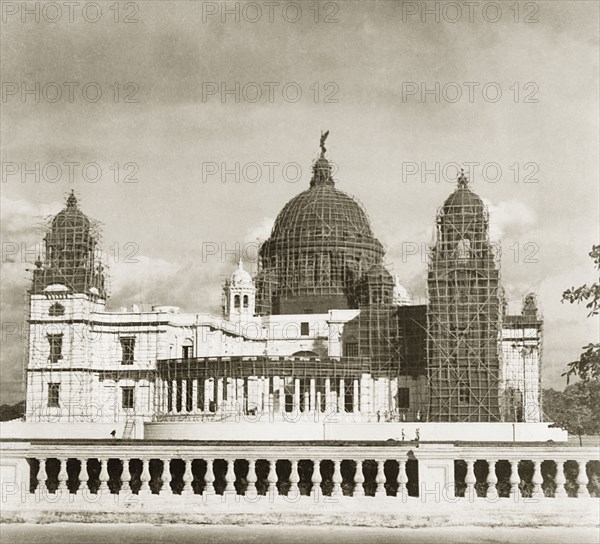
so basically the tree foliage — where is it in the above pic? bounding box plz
[0,400,25,422]
[561,244,600,382]
[543,380,600,435]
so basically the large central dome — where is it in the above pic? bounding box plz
[256,133,393,315]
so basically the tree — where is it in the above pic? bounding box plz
[561,244,600,382]
[543,380,600,436]
[0,400,25,422]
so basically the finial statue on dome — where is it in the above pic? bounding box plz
[457,168,468,188]
[66,190,78,208]
[320,130,329,156]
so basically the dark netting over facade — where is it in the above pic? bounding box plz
[31,191,108,298]
[256,136,393,315]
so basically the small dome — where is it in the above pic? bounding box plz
[442,170,484,214]
[51,191,91,231]
[231,260,253,287]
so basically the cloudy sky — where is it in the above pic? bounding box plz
[1,0,598,403]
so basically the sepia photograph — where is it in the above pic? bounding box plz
[0,1,599,543]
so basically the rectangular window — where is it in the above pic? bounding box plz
[398,387,410,409]
[182,345,192,359]
[344,342,359,357]
[122,386,134,409]
[120,337,135,365]
[47,334,63,363]
[300,322,310,336]
[48,383,60,407]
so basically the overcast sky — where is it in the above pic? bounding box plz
[1,0,598,403]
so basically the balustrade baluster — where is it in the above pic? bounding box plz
[139,458,151,495]
[267,459,278,497]
[554,460,567,498]
[224,458,236,493]
[353,460,365,497]
[465,460,476,499]
[289,460,300,497]
[182,458,194,495]
[332,460,342,497]
[311,459,322,500]
[486,459,498,500]
[375,460,386,497]
[246,459,257,496]
[204,459,215,495]
[121,459,131,493]
[577,460,590,498]
[98,458,110,493]
[37,458,47,494]
[78,459,89,494]
[160,458,171,494]
[531,460,544,499]
[57,458,69,492]
[509,459,521,500]
[397,460,408,499]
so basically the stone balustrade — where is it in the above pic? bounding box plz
[1,440,598,506]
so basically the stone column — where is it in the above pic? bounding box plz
[139,458,151,495]
[554,460,567,498]
[171,380,177,413]
[486,459,498,500]
[180,379,188,414]
[192,379,198,414]
[531,460,544,499]
[267,459,278,497]
[397,460,408,500]
[325,378,331,411]
[217,379,224,413]
[289,460,300,497]
[204,459,215,495]
[375,460,386,497]
[57,458,69,493]
[98,458,110,493]
[225,459,236,494]
[310,379,316,413]
[182,458,194,496]
[338,379,345,414]
[246,459,257,497]
[353,380,359,414]
[465,460,476,500]
[78,459,89,494]
[293,379,300,413]
[509,460,521,500]
[353,460,365,497]
[332,460,342,497]
[577,460,590,498]
[204,379,210,412]
[160,458,171,494]
[164,380,170,413]
[311,459,322,500]
[37,457,48,492]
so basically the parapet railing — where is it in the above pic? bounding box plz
[1,441,598,505]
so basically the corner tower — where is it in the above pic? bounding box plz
[31,191,107,298]
[256,132,392,315]
[427,171,502,422]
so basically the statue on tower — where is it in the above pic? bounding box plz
[320,130,329,156]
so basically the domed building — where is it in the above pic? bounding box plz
[20,136,543,438]
[31,191,106,298]
[256,134,392,315]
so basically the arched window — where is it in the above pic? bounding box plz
[243,295,249,308]
[234,294,240,309]
[182,338,193,359]
[49,303,65,317]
